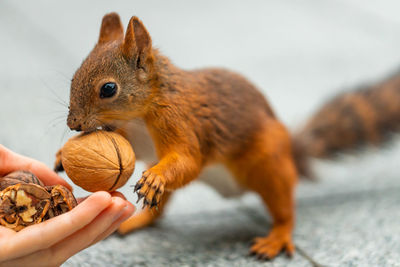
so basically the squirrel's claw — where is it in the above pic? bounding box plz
[134,170,165,209]
[136,192,144,204]
[133,182,142,192]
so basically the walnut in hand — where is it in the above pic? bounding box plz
[0,171,77,231]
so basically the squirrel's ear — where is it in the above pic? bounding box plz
[98,12,124,44]
[122,16,152,66]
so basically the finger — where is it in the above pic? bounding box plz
[76,192,125,204]
[0,145,72,190]
[0,191,111,261]
[90,201,135,245]
[0,198,128,267]
[0,254,55,267]
[0,225,17,239]
[110,191,126,200]
[76,196,89,204]
[49,197,127,262]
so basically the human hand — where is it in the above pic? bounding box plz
[0,145,135,266]
[0,144,72,190]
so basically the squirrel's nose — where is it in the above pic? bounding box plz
[70,124,82,131]
[67,116,82,131]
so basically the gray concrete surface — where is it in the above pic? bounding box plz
[1,0,400,266]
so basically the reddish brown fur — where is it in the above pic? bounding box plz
[296,71,400,158]
[63,13,301,260]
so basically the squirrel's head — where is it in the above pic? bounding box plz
[67,13,156,132]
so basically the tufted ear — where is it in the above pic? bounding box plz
[121,16,152,68]
[98,12,124,44]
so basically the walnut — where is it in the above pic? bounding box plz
[61,131,135,192]
[0,170,44,191]
[0,171,77,231]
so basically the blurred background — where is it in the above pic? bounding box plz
[1,0,400,266]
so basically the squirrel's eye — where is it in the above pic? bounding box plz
[100,82,117,98]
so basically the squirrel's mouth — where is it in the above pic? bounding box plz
[99,124,116,132]
[78,124,115,134]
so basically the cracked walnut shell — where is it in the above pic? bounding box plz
[61,131,135,192]
[0,171,77,231]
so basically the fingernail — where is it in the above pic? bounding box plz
[111,197,125,205]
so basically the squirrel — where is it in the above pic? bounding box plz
[54,12,400,260]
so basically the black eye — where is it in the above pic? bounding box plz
[100,82,117,98]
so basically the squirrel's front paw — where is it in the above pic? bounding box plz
[134,170,165,208]
[54,149,64,172]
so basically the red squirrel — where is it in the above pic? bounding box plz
[54,12,400,260]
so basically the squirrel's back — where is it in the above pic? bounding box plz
[148,57,279,161]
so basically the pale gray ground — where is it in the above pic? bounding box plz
[1,1,400,266]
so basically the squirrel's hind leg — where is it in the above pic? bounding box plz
[227,119,297,260]
[118,191,171,235]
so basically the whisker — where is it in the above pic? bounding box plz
[50,69,73,84]
[39,77,69,108]
[47,115,67,127]
[37,116,67,149]
[60,126,70,146]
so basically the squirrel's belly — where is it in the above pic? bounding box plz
[198,165,246,198]
[118,120,158,163]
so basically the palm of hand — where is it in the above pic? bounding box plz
[0,145,135,266]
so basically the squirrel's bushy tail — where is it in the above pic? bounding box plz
[294,70,400,162]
